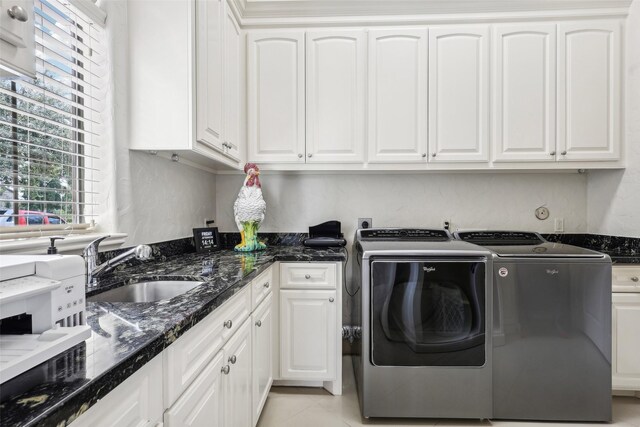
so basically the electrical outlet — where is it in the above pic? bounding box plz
[442,219,451,231]
[358,218,373,229]
[554,218,564,233]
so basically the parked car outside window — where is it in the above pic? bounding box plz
[0,209,67,227]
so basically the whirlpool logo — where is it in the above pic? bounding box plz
[546,269,560,275]
[423,266,436,272]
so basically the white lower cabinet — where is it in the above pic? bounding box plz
[70,355,164,427]
[612,266,640,395]
[280,289,337,380]
[252,293,273,426]
[164,351,225,427]
[222,317,253,427]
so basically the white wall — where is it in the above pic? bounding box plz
[102,0,217,246]
[216,172,587,241]
[587,1,640,238]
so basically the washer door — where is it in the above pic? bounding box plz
[370,259,486,366]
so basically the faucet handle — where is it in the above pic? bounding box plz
[83,235,111,256]
[135,245,153,260]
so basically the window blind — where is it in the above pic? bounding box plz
[0,0,106,238]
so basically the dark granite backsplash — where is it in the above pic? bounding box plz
[543,233,640,263]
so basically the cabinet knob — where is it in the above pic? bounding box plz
[305,274,311,279]
[255,320,262,327]
[308,153,313,158]
[631,276,639,282]
[224,320,233,329]
[221,365,230,375]
[431,153,436,157]
[550,151,556,156]
[228,355,237,364]
[7,5,28,22]
[298,153,303,158]
[263,282,270,288]
[422,153,427,158]
[329,297,334,303]
[561,151,567,155]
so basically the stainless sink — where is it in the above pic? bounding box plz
[88,280,204,303]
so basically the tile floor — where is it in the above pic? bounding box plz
[257,357,640,427]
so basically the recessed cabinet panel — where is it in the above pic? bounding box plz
[252,294,273,426]
[493,24,556,162]
[428,27,489,162]
[280,289,337,380]
[195,0,224,151]
[164,351,225,427]
[613,294,640,377]
[306,30,366,163]
[222,2,241,161]
[558,21,621,161]
[248,32,306,163]
[368,29,428,163]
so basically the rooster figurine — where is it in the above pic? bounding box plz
[234,163,267,252]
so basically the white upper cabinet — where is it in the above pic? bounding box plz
[0,0,35,78]
[557,20,621,161]
[222,2,242,161]
[493,24,557,162]
[306,30,366,163]
[248,31,306,163]
[428,26,489,162]
[196,0,224,152]
[367,29,428,163]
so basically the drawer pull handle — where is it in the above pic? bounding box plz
[329,297,334,303]
[224,320,233,329]
[255,320,262,327]
[305,274,311,279]
[632,276,639,282]
[228,355,237,364]
[263,282,270,288]
[221,365,230,375]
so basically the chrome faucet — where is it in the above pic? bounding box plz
[82,236,153,287]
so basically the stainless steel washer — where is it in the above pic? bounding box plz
[456,231,612,422]
[351,228,493,419]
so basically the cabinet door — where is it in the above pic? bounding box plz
[0,0,35,78]
[428,26,489,162]
[612,293,640,389]
[367,29,428,163]
[223,318,252,427]
[557,20,621,161]
[306,30,366,163]
[248,31,305,163]
[164,351,225,427]
[195,0,224,151]
[493,24,556,162]
[252,293,273,426]
[280,289,337,380]
[222,1,241,162]
[70,356,163,427]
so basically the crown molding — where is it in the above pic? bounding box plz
[229,0,632,27]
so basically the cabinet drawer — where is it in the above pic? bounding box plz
[613,266,640,292]
[164,285,251,407]
[280,263,337,289]
[252,266,273,310]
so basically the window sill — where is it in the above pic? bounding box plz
[0,233,128,255]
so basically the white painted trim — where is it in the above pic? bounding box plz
[70,0,107,27]
[0,233,127,255]
[238,8,630,28]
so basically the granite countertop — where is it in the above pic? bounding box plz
[0,245,346,427]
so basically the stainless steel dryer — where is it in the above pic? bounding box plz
[352,228,493,419]
[456,231,612,422]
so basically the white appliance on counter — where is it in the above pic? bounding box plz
[0,255,91,384]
